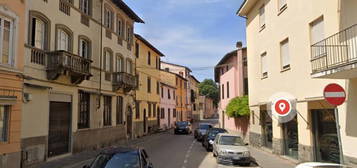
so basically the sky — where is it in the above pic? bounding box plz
[124,0,246,81]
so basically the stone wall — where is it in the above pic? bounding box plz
[272,138,284,155]
[133,121,144,138]
[298,144,313,162]
[21,136,47,167]
[0,151,21,168]
[73,125,127,153]
[249,132,262,147]
[148,120,159,133]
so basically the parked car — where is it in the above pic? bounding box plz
[174,121,192,134]
[194,123,213,141]
[202,128,228,151]
[83,147,153,168]
[212,133,250,166]
[295,162,350,168]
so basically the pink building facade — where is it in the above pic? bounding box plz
[215,44,249,140]
[159,83,177,129]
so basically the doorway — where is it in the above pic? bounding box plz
[48,102,71,157]
[282,116,299,159]
[127,106,133,137]
[143,109,147,134]
[312,109,340,163]
[261,109,272,149]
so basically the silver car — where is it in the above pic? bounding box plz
[212,133,250,166]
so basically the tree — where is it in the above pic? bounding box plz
[199,79,219,106]
[226,96,250,118]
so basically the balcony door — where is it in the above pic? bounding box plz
[57,29,69,51]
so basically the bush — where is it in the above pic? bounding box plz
[226,96,250,117]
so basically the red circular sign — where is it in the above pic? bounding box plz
[323,83,346,106]
[274,99,291,116]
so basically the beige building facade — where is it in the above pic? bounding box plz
[22,0,142,166]
[239,0,357,165]
[0,0,26,167]
[189,75,200,121]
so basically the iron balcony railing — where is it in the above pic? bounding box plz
[112,72,137,92]
[311,24,357,74]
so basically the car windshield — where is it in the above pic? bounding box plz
[219,136,244,146]
[208,130,226,138]
[199,124,210,129]
[90,151,140,168]
[176,122,188,126]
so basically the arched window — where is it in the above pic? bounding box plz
[78,35,91,59]
[115,54,124,72]
[56,24,73,52]
[126,58,133,74]
[28,11,50,50]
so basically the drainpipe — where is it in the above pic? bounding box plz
[98,0,103,109]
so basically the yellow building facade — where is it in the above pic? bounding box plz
[189,75,200,121]
[176,74,188,121]
[134,34,164,137]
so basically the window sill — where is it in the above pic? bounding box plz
[280,66,291,73]
[277,5,287,16]
[259,24,266,32]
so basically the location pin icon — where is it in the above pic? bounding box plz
[279,103,286,112]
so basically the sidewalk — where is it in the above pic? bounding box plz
[249,147,296,168]
[32,131,165,168]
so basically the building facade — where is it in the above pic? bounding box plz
[22,0,142,166]
[175,73,188,121]
[0,1,26,167]
[134,34,164,137]
[238,0,357,165]
[159,70,177,129]
[198,96,216,120]
[215,45,249,140]
[161,62,192,121]
[189,75,200,121]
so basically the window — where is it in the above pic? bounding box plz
[135,101,140,119]
[104,7,113,29]
[103,96,112,126]
[173,109,176,118]
[179,72,183,76]
[166,68,170,72]
[0,16,14,66]
[310,17,325,45]
[104,50,112,72]
[78,91,90,129]
[168,89,171,99]
[56,26,72,51]
[126,25,132,42]
[173,90,175,100]
[156,57,160,69]
[79,37,90,59]
[117,17,123,37]
[0,105,10,142]
[147,77,151,93]
[79,0,91,15]
[147,51,151,65]
[135,42,139,58]
[261,52,268,78]
[161,108,165,119]
[148,103,152,117]
[116,96,123,125]
[193,104,196,111]
[280,38,290,70]
[226,82,230,98]
[157,82,160,95]
[161,87,164,98]
[29,12,49,50]
[221,84,224,99]
[126,59,132,74]
[278,0,287,11]
[115,55,124,72]
[259,5,265,29]
[184,82,187,89]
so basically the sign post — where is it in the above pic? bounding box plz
[323,83,346,164]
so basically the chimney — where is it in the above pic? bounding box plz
[236,41,243,49]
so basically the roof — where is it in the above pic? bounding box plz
[161,61,192,72]
[135,34,165,56]
[214,48,247,82]
[160,82,176,89]
[100,147,138,155]
[236,0,258,17]
[190,75,200,84]
[112,0,144,23]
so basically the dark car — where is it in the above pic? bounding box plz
[202,128,228,151]
[174,121,192,134]
[83,147,153,168]
[194,123,213,141]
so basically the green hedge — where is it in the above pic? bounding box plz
[226,96,250,117]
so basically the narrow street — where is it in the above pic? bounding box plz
[38,119,295,168]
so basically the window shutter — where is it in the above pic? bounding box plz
[280,39,289,68]
[103,51,107,71]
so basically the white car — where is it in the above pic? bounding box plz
[212,133,250,166]
[295,162,350,168]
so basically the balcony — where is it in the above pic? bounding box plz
[47,50,92,84]
[311,24,357,79]
[112,72,137,92]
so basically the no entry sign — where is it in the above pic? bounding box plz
[324,83,346,106]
